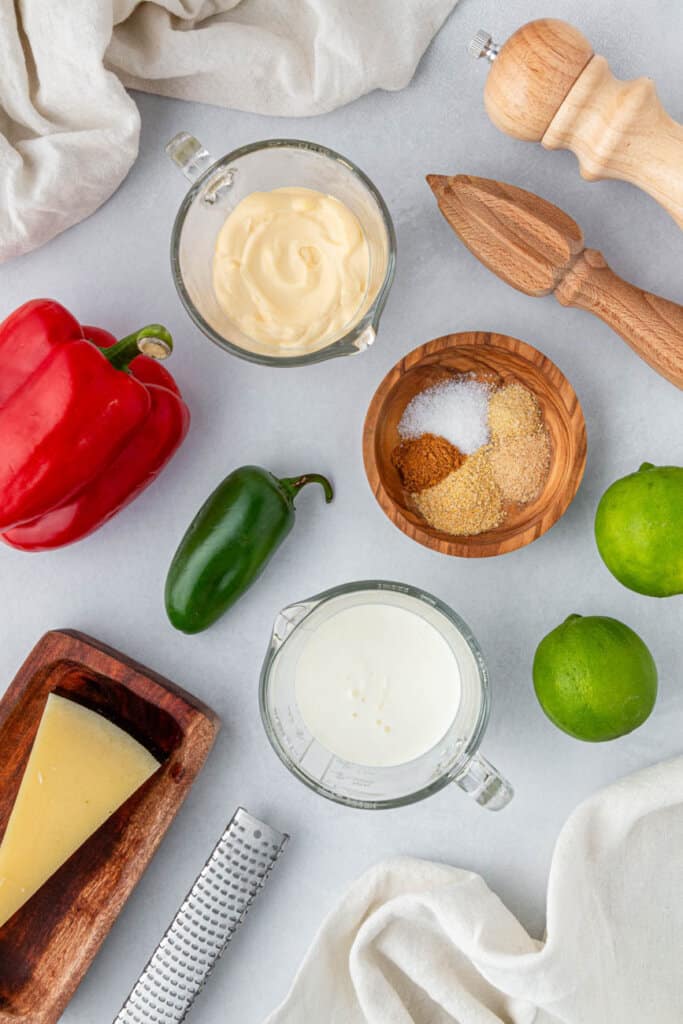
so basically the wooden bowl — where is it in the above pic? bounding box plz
[363,331,587,557]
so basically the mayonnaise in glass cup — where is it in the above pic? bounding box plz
[166,133,396,368]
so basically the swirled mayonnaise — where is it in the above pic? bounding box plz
[212,187,369,350]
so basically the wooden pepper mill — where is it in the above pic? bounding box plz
[469,19,683,229]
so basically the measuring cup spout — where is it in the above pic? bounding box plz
[270,600,318,650]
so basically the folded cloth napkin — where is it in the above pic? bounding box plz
[0,0,458,263]
[266,757,683,1024]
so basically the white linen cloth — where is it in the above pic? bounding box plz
[266,758,683,1024]
[0,0,458,263]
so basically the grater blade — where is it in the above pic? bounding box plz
[114,807,289,1024]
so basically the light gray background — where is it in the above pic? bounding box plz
[1,1,681,1020]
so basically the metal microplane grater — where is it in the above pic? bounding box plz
[114,808,289,1024]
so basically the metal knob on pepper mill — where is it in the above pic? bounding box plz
[469,18,683,229]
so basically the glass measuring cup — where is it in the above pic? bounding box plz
[259,581,513,811]
[166,133,396,367]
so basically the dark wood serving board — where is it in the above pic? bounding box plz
[0,630,220,1024]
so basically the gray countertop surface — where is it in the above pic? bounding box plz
[1,0,681,1020]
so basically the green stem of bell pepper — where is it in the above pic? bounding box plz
[104,325,174,371]
[279,473,334,505]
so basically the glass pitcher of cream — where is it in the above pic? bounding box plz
[166,133,396,367]
[260,581,513,811]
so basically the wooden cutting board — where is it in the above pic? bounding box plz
[0,630,220,1024]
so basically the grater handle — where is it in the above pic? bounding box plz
[114,808,288,1024]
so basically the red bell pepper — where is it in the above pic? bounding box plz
[0,300,190,551]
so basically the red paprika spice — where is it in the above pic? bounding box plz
[0,299,189,551]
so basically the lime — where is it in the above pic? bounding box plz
[533,614,657,742]
[595,463,683,597]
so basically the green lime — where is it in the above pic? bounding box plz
[533,614,657,742]
[595,463,683,597]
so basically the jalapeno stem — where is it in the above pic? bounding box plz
[279,473,334,504]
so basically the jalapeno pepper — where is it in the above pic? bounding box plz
[165,465,333,633]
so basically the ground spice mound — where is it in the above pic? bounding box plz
[490,432,551,503]
[392,433,464,492]
[412,447,504,535]
[488,382,542,440]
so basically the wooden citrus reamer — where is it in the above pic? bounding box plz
[427,174,683,388]
[469,19,683,229]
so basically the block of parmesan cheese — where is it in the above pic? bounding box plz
[0,693,159,928]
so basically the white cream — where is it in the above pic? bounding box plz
[294,603,461,768]
[212,186,369,350]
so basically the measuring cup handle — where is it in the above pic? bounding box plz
[453,751,513,811]
[165,132,216,184]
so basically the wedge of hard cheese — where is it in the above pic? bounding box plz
[0,693,159,928]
